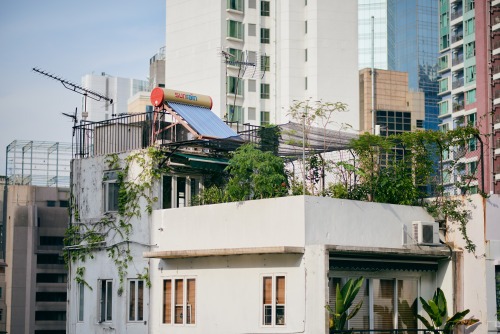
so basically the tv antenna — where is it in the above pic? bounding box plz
[32,67,113,121]
[220,50,267,122]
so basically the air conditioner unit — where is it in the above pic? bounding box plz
[412,221,439,244]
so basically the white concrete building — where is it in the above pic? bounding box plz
[82,73,148,122]
[165,0,359,130]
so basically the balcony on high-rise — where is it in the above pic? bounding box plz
[452,77,464,90]
[494,89,500,104]
[452,53,464,66]
[451,32,463,44]
[493,14,500,31]
[493,64,500,81]
[453,100,465,112]
[451,7,463,21]
[493,40,500,54]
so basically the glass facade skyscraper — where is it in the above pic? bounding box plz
[394,0,440,130]
[358,0,440,131]
[358,0,395,70]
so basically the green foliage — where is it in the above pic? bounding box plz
[325,277,364,332]
[194,144,288,204]
[65,147,169,292]
[226,144,288,200]
[416,288,479,332]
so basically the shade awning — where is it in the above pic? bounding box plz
[167,101,242,140]
[143,246,304,259]
[172,153,229,171]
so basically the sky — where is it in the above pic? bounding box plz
[0,0,165,174]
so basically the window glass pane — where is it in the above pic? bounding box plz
[138,281,144,321]
[106,281,113,321]
[276,276,285,325]
[175,279,184,324]
[162,176,172,209]
[78,283,84,322]
[261,1,270,16]
[261,28,270,44]
[260,111,270,125]
[107,183,119,211]
[177,177,186,208]
[373,279,394,330]
[163,280,172,324]
[129,281,136,321]
[187,279,196,324]
[397,280,418,329]
[190,178,199,206]
[348,279,369,330]
[263,277,272,325]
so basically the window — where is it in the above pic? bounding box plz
[261,55,270,71]
[0,309,2,321]
[36,274,67,283]
[248,107,256,120]
[78,282,84,322]
[416,120,424,128]
[249,0,256,9]
[305,48,308,62]
[465,41,475,59]
[439,123,450,133]
[261,1,270,16]
[263,275,285,326]
[35,311,66,321]
[466,65,476,83]
[261,111,270,125]
[466,89,477,104]
[227,20,243,40]
[329,277,417,331]
[440,34,449,50]
[467,161,478,174]
[439,101,449,116]
[47,200,56,207]
[438,55,448,70]
[227,105,244,123]
[439,78,448,93]
[440,12,448,29]
[465,0,475,12]
[468,138,477,151]
[40,236,64,246]
[227,76,244,96]
[467,112,477,127]
[227,0,243,12]
[260,83,270,99]
[129,279,144,322]
[163,278,196,325]
[465,18,475,36]
[305,20,308,33]
[0,287,2,299]
[162,175,201,209]
[248,23,256,36]
[305,77,308,90]
[99,280,113,322]
[227,48,243,65]
[248,79,256,92]
[103,170,119,212]
[36,292,67,302]
[260,28,270,44]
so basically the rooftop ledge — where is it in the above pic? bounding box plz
[143,246,304,259]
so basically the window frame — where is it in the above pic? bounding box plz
[227,76,244,96]
[99,279,113,323]
[227,0,244,12]
[261,274,286,327]
[260,55,270,72]
[162,277,197,326]
[260,111,270,125]
[128,279,145,322]
[78,282,85,322]
[260,28,270,44]
[103,170,120,213]
[161,175,202,209]
[227,19,244,40]
[260,83,270,99]
[329,273,420,331]
[260,0,270,16]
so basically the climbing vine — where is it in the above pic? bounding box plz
[64,145,169,293]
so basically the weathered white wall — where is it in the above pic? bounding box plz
[69,152,156,334]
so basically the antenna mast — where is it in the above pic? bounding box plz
[32,67,113,120]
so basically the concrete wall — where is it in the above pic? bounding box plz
[445,194,500,333]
